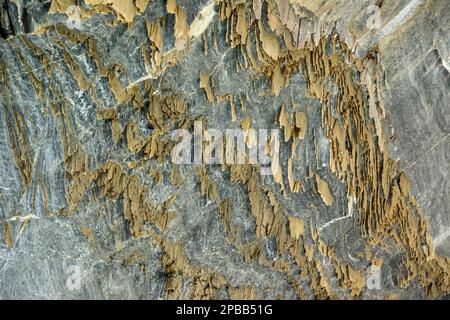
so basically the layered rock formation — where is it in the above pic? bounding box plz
[0,0,448,299]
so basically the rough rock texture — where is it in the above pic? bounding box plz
[0,0,448,299]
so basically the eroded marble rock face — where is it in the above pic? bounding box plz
[0,0,448,300]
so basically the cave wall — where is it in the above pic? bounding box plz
[0,0,448,299]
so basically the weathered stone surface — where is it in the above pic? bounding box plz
[0,0,448,300]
